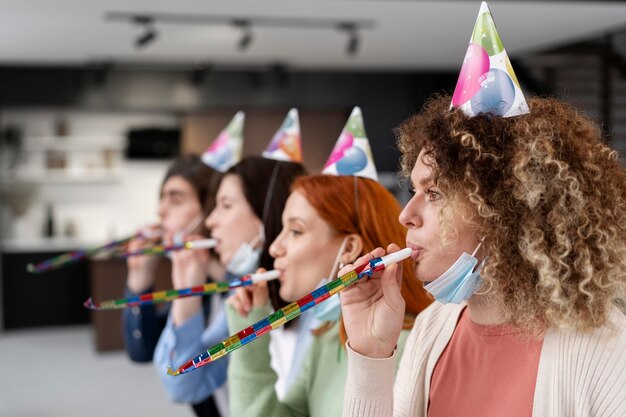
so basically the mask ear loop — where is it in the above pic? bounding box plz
[262,162,281,227]
[172,214,204,244]
[471,240,483,258]
[183,214,204,235]
[470,238,486,273]
[326,237,349,281]
[256,162,281,251]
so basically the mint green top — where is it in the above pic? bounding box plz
[226,304,410,417]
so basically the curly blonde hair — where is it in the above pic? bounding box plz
[396,95,626,331]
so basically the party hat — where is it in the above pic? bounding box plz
[322,107,378,181]
[451,2,529,118]
[201,111,245,172]
[262,108,303,163]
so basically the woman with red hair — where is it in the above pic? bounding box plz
[225,174,432,417]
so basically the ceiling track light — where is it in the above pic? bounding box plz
[339,22,360,57]
[233,19,253,51]
[347,31,360,57]
[106,13,374,56]
[134,16,157,49]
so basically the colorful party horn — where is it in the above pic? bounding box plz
[85,270,281,310]
[116,238,217,258]
[167,248,411,376]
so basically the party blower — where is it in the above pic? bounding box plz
[167,248,412,376]
[26,215,205,274]
[84,270,281,310]
[25,230,160,274]
[116,238,218,258]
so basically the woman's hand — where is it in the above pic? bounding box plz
[339,244,406,358]
[126,225,161,293]
[206,252,226,282]
[228,268,269,317]
[171,234,210,326]
[171,234,210,289]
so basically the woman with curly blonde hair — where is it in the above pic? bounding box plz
[339,95,626,417]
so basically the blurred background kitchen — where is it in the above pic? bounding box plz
[0,1,625,416]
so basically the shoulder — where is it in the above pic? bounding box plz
[541,307,626,413]
[546,306,626,374]
[550,306,626,345]
[587,307,626,350]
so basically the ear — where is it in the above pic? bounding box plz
[341,234,363,265]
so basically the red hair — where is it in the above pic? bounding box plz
[291,175,433,345]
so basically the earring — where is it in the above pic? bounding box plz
[339,262,345,270]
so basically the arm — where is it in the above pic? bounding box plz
[122,285,168,362]
[170,235,209,327]
[122,228,165,362]
[153,309,230,404]
[339,245,406,417]
[341,344,396,417]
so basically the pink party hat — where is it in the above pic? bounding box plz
[262,108,303,163]
[451,1,529,117]
[322,107,378,181]
[201,112,245,172]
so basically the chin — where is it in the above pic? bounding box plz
[413,264,438,283]
[220,253,232,268]
[279,289,295,303]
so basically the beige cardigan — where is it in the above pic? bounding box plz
[343,302,626,417]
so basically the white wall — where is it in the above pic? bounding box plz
[1,109,180,243]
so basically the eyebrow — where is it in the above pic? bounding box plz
[162,190,187,197]
[287,216,306,225]
[417,175,435,187]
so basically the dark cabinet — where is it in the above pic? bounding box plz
[1,251,90,329]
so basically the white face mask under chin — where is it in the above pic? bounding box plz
[313,237,349,322]
[226,226,265,276]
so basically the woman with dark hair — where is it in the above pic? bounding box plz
[122,153,223,416]
[153,156,305,415]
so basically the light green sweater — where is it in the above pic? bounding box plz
[226,304,410,417]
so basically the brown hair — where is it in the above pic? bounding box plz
[396,95,626,331]
[227,156,307,311]
[162,154,221,237]
[292,175,433,345]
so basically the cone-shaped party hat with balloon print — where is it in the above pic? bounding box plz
[451,2,529,118]
[262,108,303,163]
[201,112,245,172]
[322,107,378,181]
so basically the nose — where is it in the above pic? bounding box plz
[269,231,286,259]
[157,199,167,221]
[205,208,218,231]
[399,195,423,229]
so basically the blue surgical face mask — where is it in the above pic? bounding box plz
[313,237,349,322]
[226,226,264,276]
[424,242,485,304]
